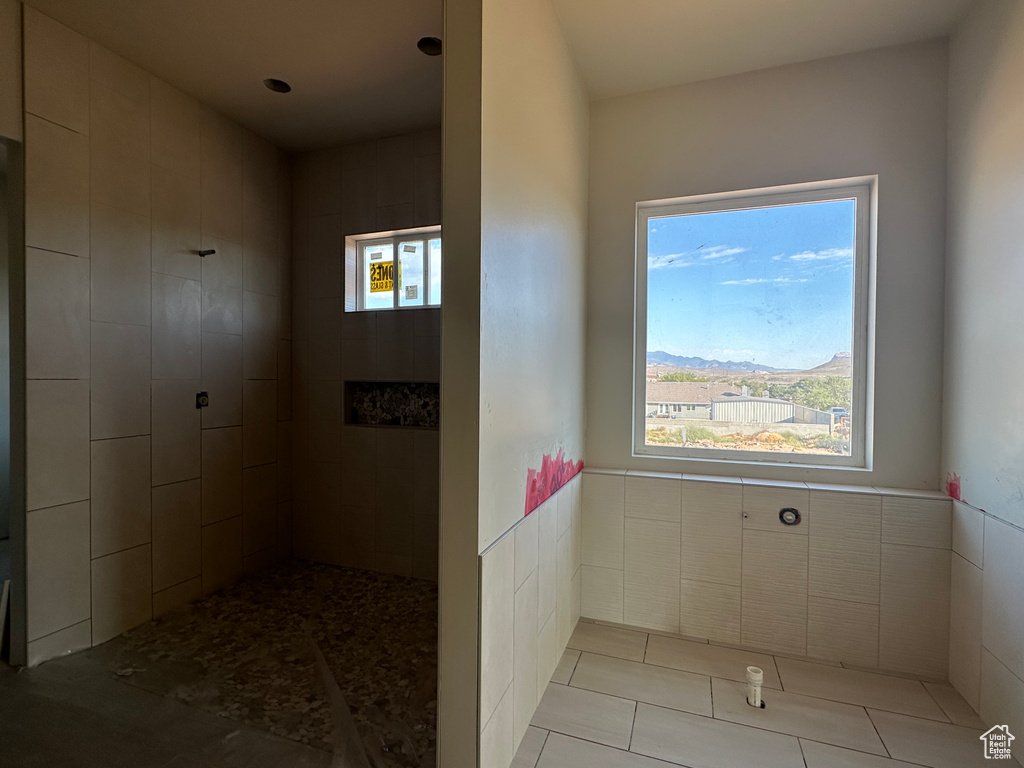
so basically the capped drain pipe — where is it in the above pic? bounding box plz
[746,666,764,708]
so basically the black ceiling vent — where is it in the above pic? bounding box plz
[417,37,442,56]
[263,78,292,93]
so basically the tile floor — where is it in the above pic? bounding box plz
[514,620,1011,768]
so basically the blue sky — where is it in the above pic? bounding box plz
[647,199,856,371]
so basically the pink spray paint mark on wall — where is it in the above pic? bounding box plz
[946,472,962,501]
[525,449,584,516]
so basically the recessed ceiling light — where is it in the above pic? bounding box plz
[263,78,292,93]
[417,37,442,56]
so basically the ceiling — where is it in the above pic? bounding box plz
[25,0,975,152]
[551,0,977,101]
[24,0,443,152]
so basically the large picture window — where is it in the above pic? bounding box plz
[345,226,441,312]
[634,178,875,468]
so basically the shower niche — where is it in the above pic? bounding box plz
[344,380,440,429]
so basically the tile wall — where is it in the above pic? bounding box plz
[581,470,953,679]
[479,473,582,768]
[948,500,1024,742]
[22,8,292,665]
[290,131,442,580]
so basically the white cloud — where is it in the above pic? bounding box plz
[789,247,853,262]
[718,277,810,285]
[648,253,696,270]
[700,246,747,260]
[649,245,747,270]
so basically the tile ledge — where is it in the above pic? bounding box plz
[585,469,948,500]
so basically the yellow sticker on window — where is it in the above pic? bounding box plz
[370,262,393,293]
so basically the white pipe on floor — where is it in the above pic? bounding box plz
[746,666,763,708]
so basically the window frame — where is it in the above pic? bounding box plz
[345,225,442,313]
[632,177,876,470]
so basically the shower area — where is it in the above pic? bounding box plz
[4,4,442,766]
[89,133,442,767]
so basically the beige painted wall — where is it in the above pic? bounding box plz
[0,0,22,141]
[289,130,441,580]
[22,7,292,665]
[477,0,589,551]
[944,0,1024,740]
[586,40,949,489]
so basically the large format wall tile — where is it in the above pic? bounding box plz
[881,496,951,550]
[152,274,202,379]
[151,380,201,486]
[949,552,982,710]
[23,8,89,133]
[89,41,148,103]
[808,491,881,605]
[91,436,151,558]
[741,529,808,653]
[624,518,680,632]
[980,649,1024,751]
[513,570,539,744]
[26,379,90,511]
[200,110,244,244]
[242,464,277,556]
[481,533,515,728]
[150,77,202,179]
[201,332,243,428]
[625,474,680,522]
[25,114,89,256]
[152,164,202,280]
[680,479,742,586]
[581,565,623,624]
[25,248,90,379]
[90,79,150,217]
[806,595,879,667]
[537,498,558,625]
[981,517,1024,683]
[742,483,809,536]
[201,235,244,335]
[879,543,950,678]
[91,544,152,644]
[242,380,277,467]
[679,578,740,644]
[152,480,202,592]
[90,203,151,326]
[243,290,279,379]
[951,500,983,568]
[201,516,243,596]
[91,321,151,439]
[582,473,624,570]
[201,427,243,525]
[26,501,91,641]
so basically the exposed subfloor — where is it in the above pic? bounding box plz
[514,620,1003,768]
[0,560,437,768]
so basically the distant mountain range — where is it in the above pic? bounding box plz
[646,350,796,373]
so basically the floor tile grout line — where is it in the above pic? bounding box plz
[530,729,550,768]
[626,700,638,751]
[799,736,935,768]
[920,680,956,725]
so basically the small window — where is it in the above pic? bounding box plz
[345,227,441,312]
[634,178,875,468]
